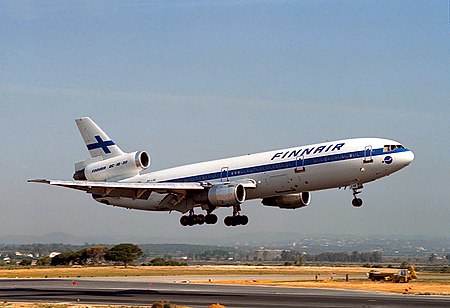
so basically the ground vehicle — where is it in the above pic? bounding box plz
[367,266,417,283]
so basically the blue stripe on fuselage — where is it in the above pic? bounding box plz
[163,147,410,183]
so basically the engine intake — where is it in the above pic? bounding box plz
[262,192,311,209]
[74,151,150,181]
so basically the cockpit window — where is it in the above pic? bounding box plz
[383,144,405,152]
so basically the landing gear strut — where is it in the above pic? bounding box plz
[180,210,218,226]
[351,184,363,207]
[224,205,248,226]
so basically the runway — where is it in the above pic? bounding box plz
[1,279,449,307]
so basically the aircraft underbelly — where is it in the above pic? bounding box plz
[99,193,173,211]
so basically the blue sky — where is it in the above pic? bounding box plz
[0,1,448,242]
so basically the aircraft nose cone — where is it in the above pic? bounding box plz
[403,150,414,166]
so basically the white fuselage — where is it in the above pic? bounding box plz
[99,138,414,211]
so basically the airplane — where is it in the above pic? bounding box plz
[29,117,415,227]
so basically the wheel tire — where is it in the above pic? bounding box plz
[180,216,189,226]
[224,216,232,226]
[187,216,196,226]
[205,214,217,224]
[197,214,205,225]
[205,214,212,224]
[239,215,249,225]
[210,214,218,224]
[352,198,363,207]
[230,216,238,226]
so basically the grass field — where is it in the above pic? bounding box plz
[0,265,449,295]
[204,278,450,295]
[0,265,372,279]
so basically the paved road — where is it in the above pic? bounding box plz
[1,279,449,307]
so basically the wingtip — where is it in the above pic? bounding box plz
[75,116,91,122]
[28,179,50,184]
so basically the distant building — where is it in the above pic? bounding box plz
[49,252,61,258]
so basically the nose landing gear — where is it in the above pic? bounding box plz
[351,184,364,207]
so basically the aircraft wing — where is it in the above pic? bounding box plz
[28,179,206,200]
[28,179,256,200]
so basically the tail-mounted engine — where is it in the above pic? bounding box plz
[73,151,150,181]
[261,192,311,209]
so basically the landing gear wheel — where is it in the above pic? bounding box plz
[187,215,196,226]
[196,214,205,225]
[352,198,363,207]
[205,214,218,225]
[351,184,364,207]
[224,216,233,226]
[180,216,189,226]
[224,215,249,226]
[239,215,249,225]
[181,211,215,226]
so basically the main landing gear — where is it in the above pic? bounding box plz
[351,184,364,207]
[180,210,218,226]
[224,205,248,227]
[179,206,249,227]
[224,215,248,226]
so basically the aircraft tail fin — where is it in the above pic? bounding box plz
[75,117,124,159]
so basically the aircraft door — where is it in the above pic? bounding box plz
[220,167,229,182]
[364,145,373,163]
[295,155,305,173]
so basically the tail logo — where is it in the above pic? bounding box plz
[87,135,115,154]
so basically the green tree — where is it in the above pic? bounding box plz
[105,243,143,267]
[147,257,187,266]
[36,256,51,266]
[294,256,304,266]
[19,259,32,266]
[81,246,107,265]
[51,251,83,266]
[149,257,167,266]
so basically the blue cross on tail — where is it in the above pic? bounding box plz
[87,135,115,154]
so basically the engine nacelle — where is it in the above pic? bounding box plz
[207,183,246,207]
[73,151,150,181]
[261,192,311,209]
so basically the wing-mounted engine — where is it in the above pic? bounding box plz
[262,192,311,209]
[194,183,246,207]
[73,151,150,181]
